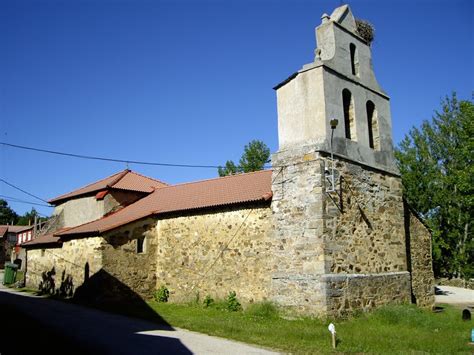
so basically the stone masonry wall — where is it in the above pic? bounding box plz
[271,147,328,315]
[322,272,411,317]
[323,156,411,316]
[156,204,273,303]
[271,146,411,316]
[406,209,435,308]
[26,237,104,295]
[324,159,407,274]
[102,218,158,299]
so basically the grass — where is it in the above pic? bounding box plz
[147,301,473,354]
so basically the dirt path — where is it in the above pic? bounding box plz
[435,285,474,309]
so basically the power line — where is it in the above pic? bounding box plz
[0,141,222,169]
[0,194,53,208]
[0,178,49,204]
[0,141,273,170]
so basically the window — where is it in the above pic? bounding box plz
[41,249,45,257]
[350,43,359,76]
[366,101,380,150]
[28,231,32,241]
[137,237,145,254]
[342,89,356,140]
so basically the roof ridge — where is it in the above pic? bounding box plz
[107,169,131,188]
[161,169,273,191]
[49,169,129,202]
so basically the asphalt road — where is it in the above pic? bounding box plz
[0,285,278,355]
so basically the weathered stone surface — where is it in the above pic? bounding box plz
[271,148,414,316]
[102,218,158,298]
[155,204,273,303]
[26,237,104,294]
[407,210,435,308]
[324,159,407,275]
[322,272,411,317]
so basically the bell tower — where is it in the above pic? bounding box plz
[274,4,396,172]
[270,5,413,317]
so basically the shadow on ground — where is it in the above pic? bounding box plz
[435,286,450,296]
[0,270,192,355]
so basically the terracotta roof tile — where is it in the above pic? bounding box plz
[57,170,273,237]
[49,170,168,204]
[22,227,71,247]
[0,226,7,237]
[22,233,61,247]
[0,225,34,234]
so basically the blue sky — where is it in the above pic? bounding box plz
[1,0,472,217]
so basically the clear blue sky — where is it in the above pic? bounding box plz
[1,0,472,217]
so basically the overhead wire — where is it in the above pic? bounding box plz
[0,178,50,204]
[0,141,223,169]
[0,141,273,169]
[0,194,53,208]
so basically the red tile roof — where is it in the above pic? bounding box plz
[48,169,168,205]
[0,226,7,237]
[22,227,71,247]
[57,170,273,237]
[22,233,61,247]
[0,225,34,234]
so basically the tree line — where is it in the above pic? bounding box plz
[395,93,473,280]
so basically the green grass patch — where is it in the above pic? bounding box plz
[147,302,473,354]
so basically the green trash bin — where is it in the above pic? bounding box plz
[3,262,18,285]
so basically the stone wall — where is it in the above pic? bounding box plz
[324,159,407,274]
[26,237,104,295]
[322,272,411,317]
[271,147,412,316]
[406,207,435,308]
[102,218,158,299]
[271,147,328,315]
[155,204,273,303]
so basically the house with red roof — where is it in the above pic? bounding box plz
[23,168,273,304]
[0,225,34,269]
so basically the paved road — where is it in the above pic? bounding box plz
[0,285,278,355]
[435,285,474,308]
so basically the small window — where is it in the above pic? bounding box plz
[342,89,356,141]
[350,43,359,76]
[137,237,145,254]
[366,101,380,150]
[41,249,45,257]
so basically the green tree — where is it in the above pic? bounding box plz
[218,140,270,177]
[0,199,19,225]
[17,208,45,226]
[395,93,473,279]
[217,160,239,177]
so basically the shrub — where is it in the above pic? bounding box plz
[225,291,242,312]
[154,285,170,303]
[203,295,214,308]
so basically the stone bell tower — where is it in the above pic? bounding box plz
[270,5,425,317]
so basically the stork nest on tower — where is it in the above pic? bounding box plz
[355,19,375,45]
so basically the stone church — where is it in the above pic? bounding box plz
[24,5,434,317]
